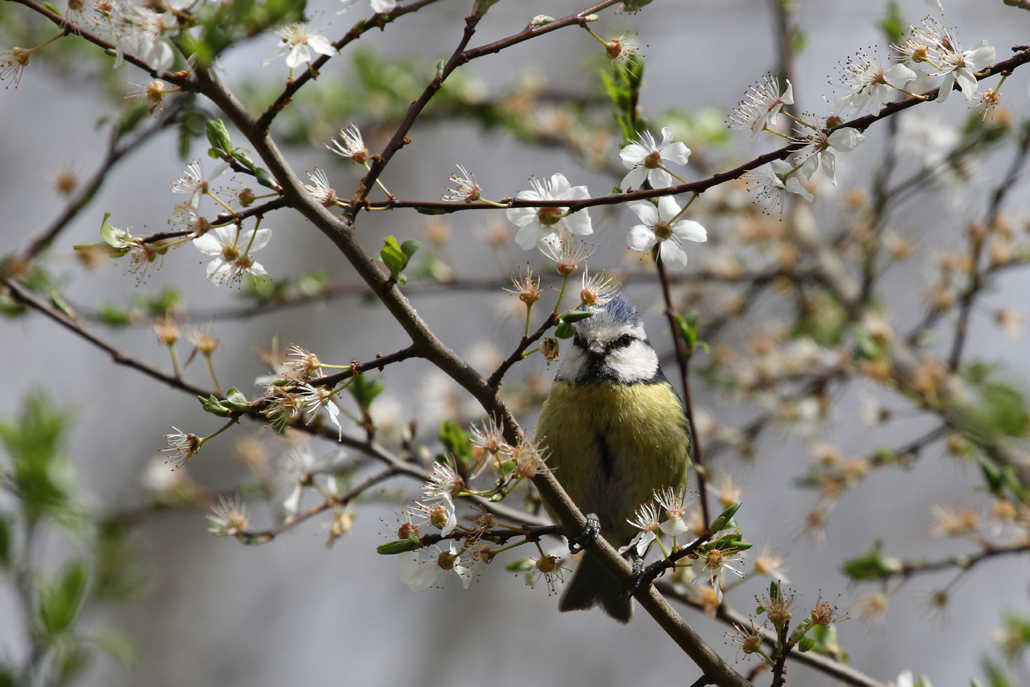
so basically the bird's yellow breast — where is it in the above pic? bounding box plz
[536,380,691,545]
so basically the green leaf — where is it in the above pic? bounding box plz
[98,306,132,327]
[789,617,815,645]
[40,560,89,636]
[198,394,232,417]
[709,502,741,532]
[205,118,233,155]
[380,235,419,279]
[560,310,593,324]
[348,373,384,412]
[797,636,815,652]
[98,213,134,255]
[377,539,420,554]
[254,167,278,190]
[0,392,73,525]
[554,321,575,339]
[505,558,534,572]
[674,312,707,353]
[400,239,421,258]
[841,540,902,580]
[439,421,472,465]
[223,387,250,412]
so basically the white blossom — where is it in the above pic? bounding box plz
[192,225,271,286]
[619,127,691,190]
[272,23,335,70]
[339,0,397,13]
[208,494,248,536]
[767,159,813,202]
[399,551,441,591]
[727,73,794,135]
[797,127,865,185]
[302,168,338,207]
[298,383,343,440]
[327,123,368,163]
[653,486,691,537]
[622,501,661,556]
[171,160,208,209]
[840,50,916,113]
[626,196,707,267]
[505,173,593,250]
[441,164,481,202]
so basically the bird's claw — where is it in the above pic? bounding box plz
[626,556,646,598]
[568,514,601,554]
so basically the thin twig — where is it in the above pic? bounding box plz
[655,255,710,526]
[255,0,442,130]
[946,128,1030,370]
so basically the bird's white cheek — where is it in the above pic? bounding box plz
[555,346,587,382]
[605,341,658,383]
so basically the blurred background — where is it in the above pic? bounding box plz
[1,0,1029,685]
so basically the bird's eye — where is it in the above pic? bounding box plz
[572,335,588,349]
[608,333,636,350]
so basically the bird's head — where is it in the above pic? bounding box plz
[554,293,663,385]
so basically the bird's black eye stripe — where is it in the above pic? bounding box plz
[573,334,588,349]
[606,333,637,351]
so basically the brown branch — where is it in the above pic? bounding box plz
[307,346,421,389]
[347,0,623,218]
[890,541,1030,580]
[255,0,441,130]
[192,51,752,687]
[487,312,558,389]
[238,468,400,543]
[2,273,544,529]
[658,582,887,687]
[9,0,191,86]
[3,276,214,398]
[360,47,1030,216]
[656,254,710,526]
[769,620,791,687]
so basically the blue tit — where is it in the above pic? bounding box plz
[535,293,691,622]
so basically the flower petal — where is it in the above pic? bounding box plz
[621,166,647,191]
[619,143,648,167]
[672,219,707,243]
[548,173,571,196]
[627,200,658,226]
[563,209,592,236]
[286,44,309,69]
[627,225,656,252]
[827,127,864,151]
[659,239,689,267]
[514,224,544,251]
[660,141,691,166]
[308,35,335,57]
[648,167,673,189]
[193,233,223,256]
[505,206,538,227]
[656,195,682,222]
[246,228,272,253]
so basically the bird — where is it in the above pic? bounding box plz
[535,293,692,622]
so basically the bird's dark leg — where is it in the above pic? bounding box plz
[567,514,601,554]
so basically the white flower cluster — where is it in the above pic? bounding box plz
[495,126,707,268]
[66,0,189,72]
[727,7,996,205]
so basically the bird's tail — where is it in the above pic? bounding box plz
[559,552,632,623]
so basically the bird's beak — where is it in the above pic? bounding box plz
[588,341,605,356]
